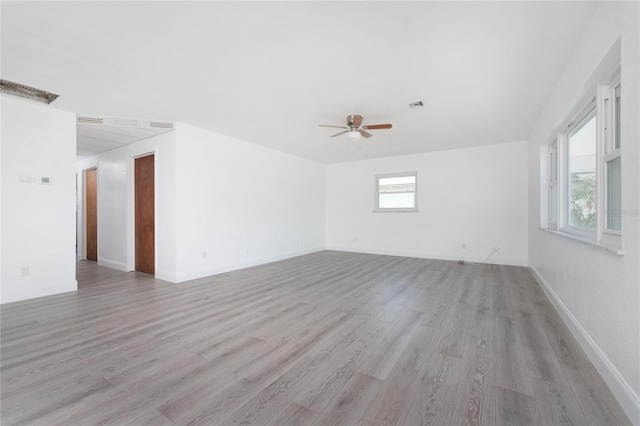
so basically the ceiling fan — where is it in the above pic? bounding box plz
[319,115,392,139]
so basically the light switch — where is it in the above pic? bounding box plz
[19,175,36,183]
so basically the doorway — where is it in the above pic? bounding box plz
[85,167,98,261]
[135,154,155,274]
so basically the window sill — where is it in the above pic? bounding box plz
[373,209,419,213]
[539,227,624,256]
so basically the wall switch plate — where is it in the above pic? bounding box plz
[19,175,36,183]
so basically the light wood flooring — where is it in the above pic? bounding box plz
[1,251,630,425]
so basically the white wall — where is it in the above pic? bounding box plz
[75,123,325,284]
[76,131,177,281]
[173,123,325,282]
[326,140,528,266]
[1,96,77,303]
[527,2,639,422]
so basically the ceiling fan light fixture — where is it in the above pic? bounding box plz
[348,130,361,139]
[0,79,59,104]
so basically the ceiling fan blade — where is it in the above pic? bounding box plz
[319,124,348,129]
[359,130,373,138]
[362,123,392,130]
[330,130,349,137]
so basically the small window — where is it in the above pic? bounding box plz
[374,172,417,212]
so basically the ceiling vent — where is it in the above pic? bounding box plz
[77,115,173,130]
[0,79,59,104]
[77,116,104,124]
[150,121,173,129]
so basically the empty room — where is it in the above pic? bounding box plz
[1,1,638,425]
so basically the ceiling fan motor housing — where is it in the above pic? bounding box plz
[347,114,363,128]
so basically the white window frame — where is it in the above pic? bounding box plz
[562,104,597,239]
[599,68,622,247]
[545,64,622,250]
[373,171,418,213]
[548,140,558,230]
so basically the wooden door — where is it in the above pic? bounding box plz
[86,168,98,261]
[135,155,155,274]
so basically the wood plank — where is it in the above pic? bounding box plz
[401,352,463,425]
[517,311,570,386]
[495,386,538,426]
[362,325,437,425]
[531,378,588,426]
[448,336,496,426]
[266,401,318,426]
[356,309,422,380]
[312,372,382,426]
[292,317,385,413]
[563,362,632,426]
[158,378,264,425]
[220,355,323,425]
[493,315,534,396]
[435,301,469,359]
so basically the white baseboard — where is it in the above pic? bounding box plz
[530,266,640,425]
[175,247,325,283]
[0,280,78,304]
[97,257,129,272]
[326,245,526,267]
[155,269,177,283]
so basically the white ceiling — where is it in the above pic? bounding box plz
[76,119,174,160]
[2,1,596,164]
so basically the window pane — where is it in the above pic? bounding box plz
[379,193,415,209]
[607,157,621,231]
[568,113,596,229]
[615,84,621,149]
[379,176,415,193]
[549,184,557,224]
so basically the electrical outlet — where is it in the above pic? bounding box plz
[202,252,207,260]
[462,243,467,249]
[353,236,357,242]
[20,266,30,277]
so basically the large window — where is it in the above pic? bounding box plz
[546,66,621,249]
[374,172,417,212]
